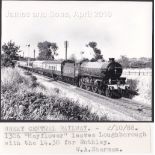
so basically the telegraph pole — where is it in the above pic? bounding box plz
[26,44,30,66]
[34,49,35,60]
[64,41,68,60]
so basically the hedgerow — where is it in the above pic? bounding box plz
[1,68,108,121]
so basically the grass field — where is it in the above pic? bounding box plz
[1,67,108,121]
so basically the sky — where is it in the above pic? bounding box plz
[2,1,152,60]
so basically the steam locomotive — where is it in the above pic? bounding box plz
[17,58,130,98]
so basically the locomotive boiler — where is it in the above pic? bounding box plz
[80,58,122,80]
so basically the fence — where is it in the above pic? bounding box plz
[122,71,152,76]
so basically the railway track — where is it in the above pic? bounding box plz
[58,80,152,121]
[23,69,152,121]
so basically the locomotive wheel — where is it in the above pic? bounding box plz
[92,85,98,93]
[86,86,91,91]
[79,79,84,89]
[98,88,103,95]
[105,88,111,97]
[117,92,122,98]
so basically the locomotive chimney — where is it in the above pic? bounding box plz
[109,58,115,62]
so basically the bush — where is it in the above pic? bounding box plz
[1,67,24,92]
[126,79,138,91]
[1,89,108,121]
[122,79,139,99]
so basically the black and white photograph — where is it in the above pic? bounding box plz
[1,0,153,121]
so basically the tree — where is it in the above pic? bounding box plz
[1,41,21,67]
[87,42,97,49]
[37,41,58,60]
[87,41,103,61]
[118,55,130,68]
